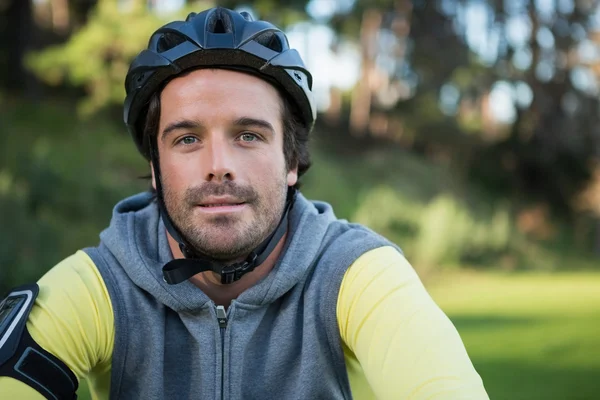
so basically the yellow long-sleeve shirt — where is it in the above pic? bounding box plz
[0,246,488,399]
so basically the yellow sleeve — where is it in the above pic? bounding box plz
[338,246,489,400]
[0,250,114,399]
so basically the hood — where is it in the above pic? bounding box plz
[98,191,338,312]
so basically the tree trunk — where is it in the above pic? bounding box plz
[4,0,33,93]
[50,0,70,33]
[325,86,342,125]
[349,9,381,136]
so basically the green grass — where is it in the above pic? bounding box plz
[426,271,600,400]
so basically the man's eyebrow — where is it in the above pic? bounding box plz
[161,120,204,142]
[233,117,275,135]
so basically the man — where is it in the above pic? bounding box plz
[0,7,489,399]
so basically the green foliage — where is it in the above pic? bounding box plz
[299,144,367,220]
[414,195,511,267]
[352,185,422,243]
[25,0,214,116]
[0,99,147,292]
[353,187,512,270]
[22,0,310,118]
[304,137,594,272]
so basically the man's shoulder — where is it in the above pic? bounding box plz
[304,196,397,245]
[323,217,401,257]
[300,214,403,285]
[31,250,112,313]
[40,250,101,284]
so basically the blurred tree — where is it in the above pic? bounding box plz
[472,0,598,206]
[25,0,203,116]
[15,0,600,257]
[316,0,599,247]
[0,0,99,94]
[24,0,310,117]
[0,99,148,293]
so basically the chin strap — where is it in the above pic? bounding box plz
[150,141,296,285]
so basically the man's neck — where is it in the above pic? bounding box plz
[166,231,287,308]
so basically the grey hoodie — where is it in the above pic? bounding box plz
[84,191,396,399]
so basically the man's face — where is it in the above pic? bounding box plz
[154,69,298,261]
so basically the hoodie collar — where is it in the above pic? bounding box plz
[99,191,337,312]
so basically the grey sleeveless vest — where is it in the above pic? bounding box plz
[84,191,397,399]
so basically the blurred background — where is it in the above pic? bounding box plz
[1,0,599,398]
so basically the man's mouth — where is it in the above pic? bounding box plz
[196,197,248,213]
[201,202,245,207]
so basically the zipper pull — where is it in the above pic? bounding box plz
[216,305,228,328]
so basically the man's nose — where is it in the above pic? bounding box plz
[203,135,236,182]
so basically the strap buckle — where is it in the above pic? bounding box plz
[220,253,258,284]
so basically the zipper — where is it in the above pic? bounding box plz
[216,305,228,400]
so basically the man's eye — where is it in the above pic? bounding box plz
[179,136,198,145]
[240,133,259,142]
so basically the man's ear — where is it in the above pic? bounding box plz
[150,162,157,190]
[287,165,298,187]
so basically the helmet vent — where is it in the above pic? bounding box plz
[240,11,254,21]
[254,31,283,53]
[214,19,226,33]
[207,8,233,33]
[157,32,186,53]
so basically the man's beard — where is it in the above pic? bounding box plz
[162,179,288,262]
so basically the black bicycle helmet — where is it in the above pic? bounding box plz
[122,7,313,285]
[124,6,316,160]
